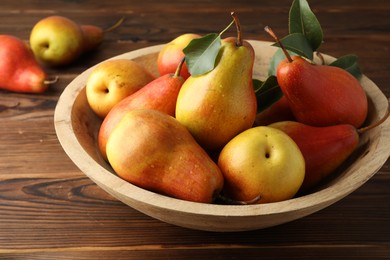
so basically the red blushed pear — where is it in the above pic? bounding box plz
[79,24,105,53]
[98,58,186,160]
[265,26,368,128]
[254,95,295,126]
[0,35,53,93]
[157,33,201,79]
[106,109,224,203]
[81,17,124,53]
[269,102,390,193]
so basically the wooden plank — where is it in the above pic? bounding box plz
[0,0,389,258]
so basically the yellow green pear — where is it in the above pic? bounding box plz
[218,126,305,204]
[175,35,257,151]
[29,15,123,66]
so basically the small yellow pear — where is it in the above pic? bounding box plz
[218,126,305,204]
[86,59,155,118]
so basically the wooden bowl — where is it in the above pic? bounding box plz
[54,40,390,232]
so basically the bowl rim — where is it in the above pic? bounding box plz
[54,40,390,219]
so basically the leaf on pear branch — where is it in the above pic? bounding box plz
[329,54,362,79]
[253,76,283,113]
[183,33,221,76]
[272,33,314,60]
[289,0,323,51]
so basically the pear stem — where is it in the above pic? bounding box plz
[231,12,242,46]
[264,26,293,63]
[174,57,185,78]
[103,17,125,33]
[316,52,326,65]
[357,98,390,135]
[44,76,59,85]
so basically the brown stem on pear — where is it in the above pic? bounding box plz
[218,193,261,205]
[103,17,125,33]
[44,76,59,85]
[174,57,186,78]
[316,52,326,65]
[230,12,242,47]
[357,98,390,135]
[264,26,293,63]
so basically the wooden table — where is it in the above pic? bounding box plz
[1,0,389,259]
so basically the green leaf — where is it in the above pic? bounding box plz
[183,33,221,77]
[329,54,362,79]
[272,33,314,60]
[268,48,298,76]
[253,76,283,113]
[289,0,323,51]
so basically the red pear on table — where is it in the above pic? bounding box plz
[98,58,186,160]
[157,33,201,79]
[0,35,49,93]
[80,17,123,52]
[265,26,368,128]
[269,103,390,193]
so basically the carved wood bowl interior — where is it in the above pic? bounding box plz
[54,40,390,232]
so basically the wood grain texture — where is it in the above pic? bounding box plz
[0,0,389,258]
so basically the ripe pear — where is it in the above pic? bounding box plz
[80,24,104,53]
[157,33,201,79]
[175,35,257,150]
[80,17,124,53]
[265,27,368,128]
[0,35,48,93]
[254,95,295,126]
[86,59,155,118]
[30,16,84,66]
[269,121,358,193]
[218,126,305,204]
[106,109,224,203]
[29,16,123,66]
[277,56,368,128]
[98,59,186,160]
[269,105,390,193]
